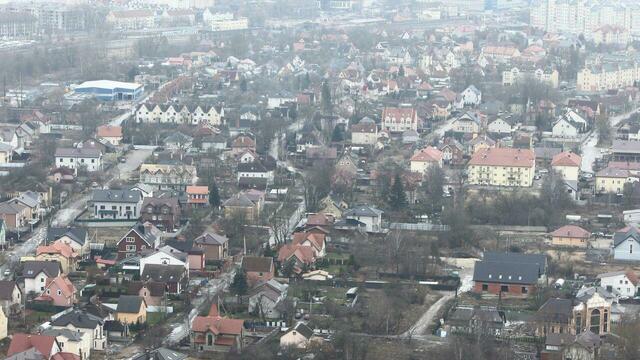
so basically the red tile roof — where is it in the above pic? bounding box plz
[410,146,443,162]
[192,306,244,336]
[292,232,325,252]
[468,148,535,167]
[551,151,581,167]
[37,242,77,259]
[278,244,316,264]
[96,125,122,138]
[7,333,57,358]
[382,107,417,123]
[550,225,590,239]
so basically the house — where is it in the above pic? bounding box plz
[410,146,443,174]
[248,279,288,319]
[236,161,274,187]
[230,135,256,155]
[191,304,244,352]
[542,331,602,360]
[597,270,639,298]
[292,231,326,257]
[612,226,640,261]
[7,333,61,359]
[342,205,383,233]
[35,275,76,307]
[402,130,419,144]
[9,191,42,224]
[116,222,161,260]
[54,147,103,172]
[318,194,348,218]
[468,135,496,154]
[550,225,590,248]
[473,252,547,297]
[186,186,209,209]
[452,112,481,134]
[457,85,482,108]
[106,10,155,30]
[47,227,89,258]
[487,117,514,134]
[139,164,197,191]
[551,152,582,182]
[278,244,316,270]
[595,164,634,194]
[223,192,261,222]
[350,121,378,145]
[140,196,181,231]
[0,307,6,341]
[0,281,21,315]
[40,328,88,360]
[279,322,321,349]
[141,264,187,294]
[552,117,580,138]
[535,298,574,336]
[241,256,274,286]
[0,201,30,231]
[127,281,166,306]
[445,306,504,336]
[36,242,78,274]
[381,107,418,132]
[0,142,12,164]
[467,148,536,187]
[194,232,229,261]
[115,295,147,324]
[22,261,61,295]
[96,125,123,146]
[91,189,143,220]
[439,138,465,165]
[50,309,106,354]
[164,132,193,151]
[139,249,188,276]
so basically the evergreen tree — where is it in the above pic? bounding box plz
[331,124,345,142]
[388,172,407,210]
[321,81,333,114]
[398,64,405,78]
[230,270,248,296]
[209,181,221,208]
[240,77,248,92]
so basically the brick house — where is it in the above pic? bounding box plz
[116,223,160,260]
[473,252,547,298]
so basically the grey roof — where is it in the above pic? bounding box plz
[614,226,640,247]
[194,232,228,246]
[47,227,87,246]
[127,223,159,247]
[0,280,18,300]
[484,252,547,274]
[141,264,186,283]
[92,189,142,203]
[131,347,188,360]
[223,193,255,207]
[537,298,572,323]
[41,328,83,341]
[237,161,268,173]
[612,140,640,154]
[51,309,103,329]
[473,260,540,285]
[545,332,576,347]
[5,348,45,360]
[116,295,145,313]
[576,286,616,303]
[22,261,61,278]
[0,142,13,152]
[291,322,314,339]
[55,147,102,158]
[343,205,383,217]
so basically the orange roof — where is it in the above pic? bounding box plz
[186,185,209,195]
[37,241,77,259]
[550,225,590,239]
[192,308,244,335]
[96,125,123,138]
[231,135,255,148]
[551,151,581,167]
[292,232,325,251]
[278,244,316,264]
[382,107,417,123]
[411,146,443,163]
[468,148,535,168]
[7,333,57,358]
[44,275,76,298]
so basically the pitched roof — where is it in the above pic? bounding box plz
[186,185,209,195]
[141,264,186,283]
[536,298,573,323]
[292,232,325,251]
[47,227,87,246]
[473,260,540,285]
[551,151,581,167]
[194,232,228,246]
[468,148,535,167]
[0,280,18,300]
[51,309,103,329]
[410,146,443,163]
[127,281,166,297]
[550,225,590,239]
[91,189,142,203]
[241,256,273,273]
[43,275,76,298]
[382,107,417,123]
[484,252,547,273]
[290,322,314,339]
[37,242,77,259]
[223,193,255,207]
[116,295,145,313]
[278,244,316,264]
[7,334,57,359]
[614,226,640,247]
[597,270,640,286]
[192,304,244,335]
[130,347,188,360]
[96,125,123,138]
[343,205,383,217]
[22,261,61,278]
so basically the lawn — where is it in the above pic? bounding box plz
[146,312,169,326]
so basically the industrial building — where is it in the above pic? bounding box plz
[74,80,144,101]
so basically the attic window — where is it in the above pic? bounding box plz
[508,275,512,280]
[518,276,522,280]
[498,275,503,279]
[488,274,492,279]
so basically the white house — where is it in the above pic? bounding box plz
[487,117,513,134]
[351,120,378,145]
[90,189,143,220]
[613,226,640,262]
[54,148,103,172]
[280,322,319,349]
[41,328,90,360]
[381,107,418,132]
[49,309,107,353]
[342,205,383,233]
[457,85,482,108]
[248,279,288,319]
[139,249,188,275]
[597,270,639,298]
[22,261,62,295]
[452,112,481,134]
[135,104,224,126]
[410,147,443,173]
[551,117,580,138]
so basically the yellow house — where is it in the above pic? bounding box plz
[35,242,77,274]
[467,148,536,187]
[115,295,147,324]
[551,151,581,182]
[0,307,6,341]
[595,166,630,194]
[550,225,590,248]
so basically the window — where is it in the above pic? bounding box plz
[482,284,488,291]
[603,310,608,333]
[41,278,45,283]
[125,237,135,243]
[521,287,528,294]
[57,290,62,296]
[590,309,601,334]
[500,285,509,293]
[631,244,633,254]
[126,245,136,251]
